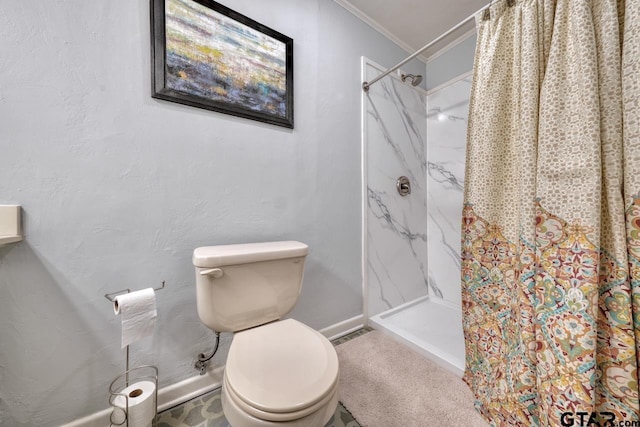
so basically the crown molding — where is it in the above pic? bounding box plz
[333,0,429,63]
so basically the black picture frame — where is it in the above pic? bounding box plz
[151,0,294,128]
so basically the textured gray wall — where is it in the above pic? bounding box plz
[0,0,425,425]
[426,34,477,90]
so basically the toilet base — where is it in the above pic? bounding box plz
[221,376,339,427]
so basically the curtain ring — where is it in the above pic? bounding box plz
[482,0,494,21]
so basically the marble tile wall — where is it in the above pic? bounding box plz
[426,76,472,308]
[364,63,432,317]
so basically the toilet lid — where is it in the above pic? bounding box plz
[225,319,339,415]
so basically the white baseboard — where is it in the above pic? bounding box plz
[60,365,225,427]
[62,315,364,427]
[156,364,225,412]
[319,314,365,341]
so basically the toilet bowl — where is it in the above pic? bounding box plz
[193,241,340,427]
[222,319,339,427]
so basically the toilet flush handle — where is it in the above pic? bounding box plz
[200,268,224,278]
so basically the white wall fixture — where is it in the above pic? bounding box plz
[0,205,22,246]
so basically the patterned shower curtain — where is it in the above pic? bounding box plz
[461,0,640,425]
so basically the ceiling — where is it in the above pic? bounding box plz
[334,0,487,61]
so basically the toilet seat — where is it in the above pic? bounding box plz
[222,380,339,427]
[224,318,339,422]
[224,374,338,422]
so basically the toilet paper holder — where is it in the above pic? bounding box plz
[105,282,164,427]
[104,281,165,381]
[108,365,158,427]
[104,281,166,303]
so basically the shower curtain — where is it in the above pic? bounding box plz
[461,0,640,425]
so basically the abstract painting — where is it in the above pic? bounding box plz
[151,0,294,128]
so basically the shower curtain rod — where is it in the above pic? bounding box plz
[361,3,488,92]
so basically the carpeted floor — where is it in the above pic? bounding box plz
[335,330,489,427]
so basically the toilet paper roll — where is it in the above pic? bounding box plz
[114,288,157,348]
[112,380,156,427]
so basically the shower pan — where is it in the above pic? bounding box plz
[362,56,471,376]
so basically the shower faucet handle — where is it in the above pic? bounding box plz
[397,176,411,196]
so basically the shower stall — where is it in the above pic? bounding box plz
[361,55,471,376]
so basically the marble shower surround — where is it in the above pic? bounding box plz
[364,59,470,315]
[364,59,432,317]
[426,75,471,308]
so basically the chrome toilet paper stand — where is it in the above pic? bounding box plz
[104,281,165,427]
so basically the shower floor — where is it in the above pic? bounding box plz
[369,296,465,377]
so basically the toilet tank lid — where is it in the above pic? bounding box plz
[193,241,309,268]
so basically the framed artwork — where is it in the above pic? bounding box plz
[151,0,294,128]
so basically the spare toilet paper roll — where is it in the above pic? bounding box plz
[114,288,157,348]
[112,380,156,427]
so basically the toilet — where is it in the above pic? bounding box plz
[193,241,340,427]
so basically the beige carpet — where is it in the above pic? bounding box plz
[336,330,489,427]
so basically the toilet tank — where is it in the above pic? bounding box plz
[193,241,308,332]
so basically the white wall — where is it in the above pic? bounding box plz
[0,1,425,425]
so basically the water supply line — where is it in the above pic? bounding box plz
[194,331,221,375]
